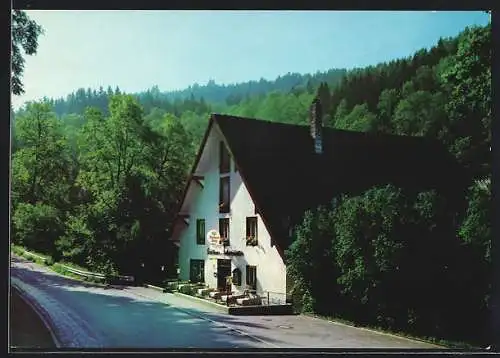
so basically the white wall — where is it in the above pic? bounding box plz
[177,123,287,303]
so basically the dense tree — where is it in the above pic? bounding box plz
[285,23,491,346]
[439,24,491,180]
[374,88,399,133]
[459,177,491,262]
[11,103,73,258]
[288,183,489,345]
[11,102,73,209]
[335,103,376,132]
[11,10,44,95]
[392,90,446,137]
[286,206,337,314]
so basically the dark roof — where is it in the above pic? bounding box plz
[212,114,468,257]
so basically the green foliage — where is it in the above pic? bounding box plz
[333,186,405,302]
[459,177,491,262]
[374,89,399,133]
[11,10,44,95]
[287,182,490,345]
[439,24,491,180]
[55,213,94,265]
[11,245,25,257]
[334,103,375,131]
[392,91,446,137]
[11,102,74,210]
[11,94,192,282]
[12,202,63,256]
[225,90,314,126]
[52,263,71,276]
[178,284,195,296]
[286,207,337,314]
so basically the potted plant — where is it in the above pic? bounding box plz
[246,236,257,246]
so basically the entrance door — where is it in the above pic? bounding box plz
[217,259,231,290]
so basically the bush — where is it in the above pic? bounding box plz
[56,214,94,266]
[87,276,104,284]
[52,263,69,276]
[178,284,195,296]
[11,245,24,256]
[12,203,64,257]
[285,183,489,344]
[45,257,55,266]
[164,281,179,292]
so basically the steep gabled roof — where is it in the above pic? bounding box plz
[174,113,468,259]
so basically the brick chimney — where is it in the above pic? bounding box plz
[310,96,323,154]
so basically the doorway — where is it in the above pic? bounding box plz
[217,259,231,290]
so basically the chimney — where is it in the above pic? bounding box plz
[309,96,323,154]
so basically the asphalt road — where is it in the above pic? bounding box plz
[10,255,439,349]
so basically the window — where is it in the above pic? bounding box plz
[219,141,230,173]
[196,219,205,245]
[219,176,230,213]
[190,259,205,283]
[246,217,258,246]
[246,265,257,290]
[219,218,230,246]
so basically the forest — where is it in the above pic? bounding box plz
[11,20,491,346]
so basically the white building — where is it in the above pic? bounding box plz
[171,120,288,304]
[170,96,464,305]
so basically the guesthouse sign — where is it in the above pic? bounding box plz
[206,229,221,245]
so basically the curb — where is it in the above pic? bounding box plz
[144,284,164,292]
[132,286,279,347]
[162,293,279,348]
[173,292,229,313]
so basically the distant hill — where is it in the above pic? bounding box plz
[160,69,347,104]
[27,68,347,118]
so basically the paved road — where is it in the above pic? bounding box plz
[10,256,438,349]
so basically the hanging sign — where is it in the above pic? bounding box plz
[206,229,221,245]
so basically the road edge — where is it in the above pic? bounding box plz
[302,312,443,348]
[10,284,61,349]
[11,254,129,291]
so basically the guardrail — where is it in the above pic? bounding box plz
[19,249,134,283]
[22,250,48,263]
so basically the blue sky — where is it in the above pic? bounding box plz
[12,10,490,109]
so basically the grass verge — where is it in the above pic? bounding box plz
[10,244,106,286]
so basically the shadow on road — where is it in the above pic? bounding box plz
[10,260,284,349]
[11,257,439,350]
